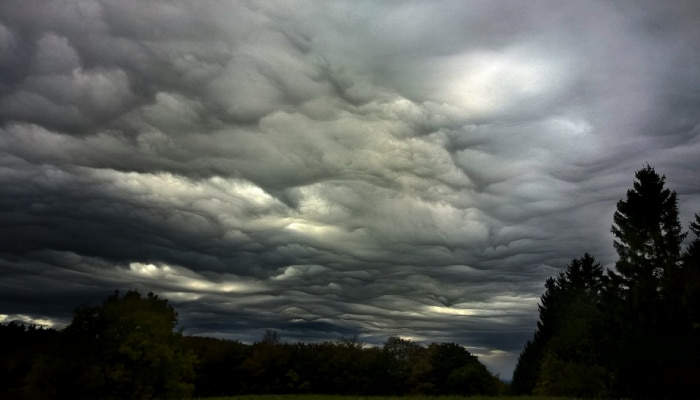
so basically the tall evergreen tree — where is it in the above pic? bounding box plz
[515,167,698,398]
[666,213,700,396]
[683,213,700,326]
[611,165,686,299]
[512,254,606,396]
[511,339,542,395]
[607,166,688,398]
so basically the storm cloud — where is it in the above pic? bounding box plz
[2,0,699,378]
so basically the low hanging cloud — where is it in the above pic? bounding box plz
[2,0,700,378]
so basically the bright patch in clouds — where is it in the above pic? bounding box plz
[128,262,264,294]
[0,314,59,328]
[437,46,572,117]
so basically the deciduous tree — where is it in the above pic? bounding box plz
[54,290,195,399]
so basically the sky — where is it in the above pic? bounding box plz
[1,0,699,379]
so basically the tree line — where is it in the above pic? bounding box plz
[0,290,501,399]
[512,165,700,398]
[183,331,500,397]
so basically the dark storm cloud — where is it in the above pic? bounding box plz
[2,0,700,378]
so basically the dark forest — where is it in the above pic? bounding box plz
[1,293,500,399]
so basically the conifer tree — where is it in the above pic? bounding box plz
[683,214,700,326]
[512,254,606,396]
[611,165,686,299]
[608,166,687,397]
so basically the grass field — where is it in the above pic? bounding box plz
[197,395,571,400]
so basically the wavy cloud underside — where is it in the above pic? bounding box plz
[2,0,699,378]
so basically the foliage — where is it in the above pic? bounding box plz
[183,336,250,397]
[382,336,426,394]
[178,330,500,397]
[612,165,685,284]
[28,290,195,399]
[511,338,542,395]
[513,165,700,398]
[0,322,58,399]
[512,253,607,397]
[607,166,692,398]
[427,342,494,395]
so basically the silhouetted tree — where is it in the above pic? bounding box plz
[261,329,280,345]
[511,338,542,395]
[182,336,249,397]
[241,330,295,393]
[6,297,501,398]
[32,290,195,399]
[0,322,58,399]
[607,166,688,397]
[512,254,607,397]
[658,212,700,397]
[382,336,424,394]
[536,254,608,397]
[325,336,367,393]
[611,165,685,302]
[682,213,700,328]
[427,342,496,395]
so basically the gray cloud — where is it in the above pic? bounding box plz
[2,0,700,379]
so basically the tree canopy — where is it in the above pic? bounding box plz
[513,165,700,398]
[2,293,501,399]
[30,290,195,400]
[512,253,607,397]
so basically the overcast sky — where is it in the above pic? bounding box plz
[1,0,699,379]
